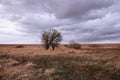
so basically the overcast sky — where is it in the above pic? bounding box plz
[0,0,120,44]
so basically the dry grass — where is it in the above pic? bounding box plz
[0,44,120,80]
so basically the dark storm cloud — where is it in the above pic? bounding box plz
[45,0,115,19]
[0,0,120,43]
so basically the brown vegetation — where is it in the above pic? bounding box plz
[0,44,120,80]
[16,45,24,48]
[68,40,81,49]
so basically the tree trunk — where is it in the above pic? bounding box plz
[46,45,49,50]
[52,46,55,50]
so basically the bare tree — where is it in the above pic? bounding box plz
[41,29,62,50]
[50,29,62,50]
[41,30,50,50]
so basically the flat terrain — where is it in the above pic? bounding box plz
[0,44,120,80]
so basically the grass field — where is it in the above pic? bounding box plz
[0,44,120,80]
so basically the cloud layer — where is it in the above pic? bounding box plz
[0,0,120,44]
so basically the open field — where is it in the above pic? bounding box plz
[0,44,120,80]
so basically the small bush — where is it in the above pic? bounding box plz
[64,44,69,47]
[0,53,10,59]
[89,44,98,47]
[69,41,81,49]
[16,45,24,48]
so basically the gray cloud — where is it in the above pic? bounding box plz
[46,0,115,19]
[0,0,120,44]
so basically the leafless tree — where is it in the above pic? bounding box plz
[41,30,50,50]
[41,29,62,50]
